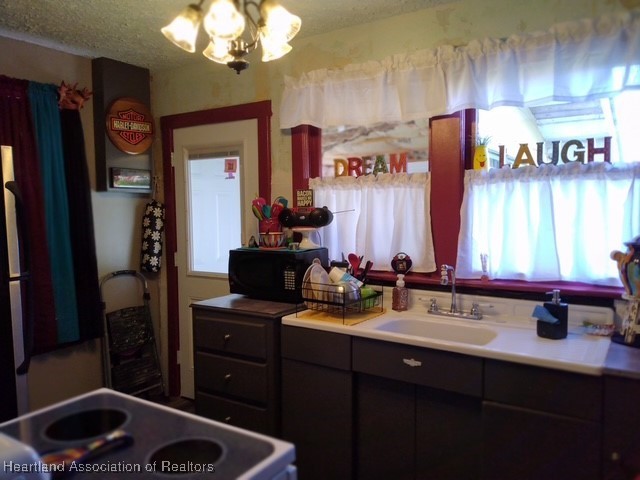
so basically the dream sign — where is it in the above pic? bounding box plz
[333,153,408,177]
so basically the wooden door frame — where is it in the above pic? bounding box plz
[160,101,272,396]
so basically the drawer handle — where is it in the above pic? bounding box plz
[224,416,232,423]
[223,334,232,342]
[224,373,232,382]
[403,358,422,367]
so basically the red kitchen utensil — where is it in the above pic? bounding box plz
[348,253,362,274]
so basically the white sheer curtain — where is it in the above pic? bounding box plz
[280,11,640,129]
[456,162,640,285]
[310,173,436,272]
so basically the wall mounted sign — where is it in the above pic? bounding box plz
[296,189,314,207]
[105,97,154,155]
[333,152,408,177]
[502,137,611,168]
[224,158,237,179]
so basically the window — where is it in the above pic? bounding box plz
[285,11,640,293]
[187,150,242,274]
[310,120,435,272]
[457,92,640,285]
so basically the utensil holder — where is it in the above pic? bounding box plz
[259,218,282,233]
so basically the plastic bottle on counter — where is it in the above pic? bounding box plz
[536,289,568,339]
[329,266,364,288]
[392,274,409,311]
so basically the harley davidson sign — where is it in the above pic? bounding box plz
[106,97,154,154]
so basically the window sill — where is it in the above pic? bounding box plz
[366,271,623,306]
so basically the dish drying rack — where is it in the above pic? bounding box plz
[298,281,384,320]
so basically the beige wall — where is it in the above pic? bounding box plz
[151,0,636,198]
[1,0,636,408]
[149,0,635,397]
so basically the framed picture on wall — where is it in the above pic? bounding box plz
[110,167,152,190]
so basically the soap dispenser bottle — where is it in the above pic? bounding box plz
[537,289,568,339]
[392,274,409,311]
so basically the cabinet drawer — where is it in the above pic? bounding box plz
[195,352,267,403]
[352,338,482,396]
[484,359,602,421]
[195,391,270,434]
[194,316,267,359]
[282,326,351,370]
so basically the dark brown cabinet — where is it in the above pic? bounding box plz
[483,360,603,480]
[281,326,354,480]
[280,323,638,480]
[603,375,640,479]
[191,295,297,436]
[353,338,482,480]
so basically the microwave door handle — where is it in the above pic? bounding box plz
[5,180,33,375]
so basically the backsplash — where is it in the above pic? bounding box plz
[396,288,615,333]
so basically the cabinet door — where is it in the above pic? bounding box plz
[416,386,481,480]
[356,374,415,480]
[603,376,640,478]
[482,402,601,480]
[281,358,353,480]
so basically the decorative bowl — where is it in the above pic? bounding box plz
[259,232,285,248]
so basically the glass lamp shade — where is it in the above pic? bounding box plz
[202,39,234,64]
[161,4,204,53]
[260,0,301,42]
[203,0,246,41]
[259,30,292,62]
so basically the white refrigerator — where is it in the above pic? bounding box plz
[1,145,29,421]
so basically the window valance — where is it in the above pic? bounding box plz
[280,10,640,130]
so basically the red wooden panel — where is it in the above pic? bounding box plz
[429,113,465,269]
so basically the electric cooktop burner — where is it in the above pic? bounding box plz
[44,408,128,442]
[0,389,295,479]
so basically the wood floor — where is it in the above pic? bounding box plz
[148,394,195,414]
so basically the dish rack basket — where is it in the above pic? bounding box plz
[299,281,384,317]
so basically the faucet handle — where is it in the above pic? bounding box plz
[470,302,483,319]
[429,298,439,312]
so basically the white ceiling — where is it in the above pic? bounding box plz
[0,0,451,72]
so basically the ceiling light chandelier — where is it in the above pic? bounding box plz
[162,0,301,74]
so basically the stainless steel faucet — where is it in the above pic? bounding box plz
[440,264,457,313]
[429,264,482,320]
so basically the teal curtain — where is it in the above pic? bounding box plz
[27,82,79,343]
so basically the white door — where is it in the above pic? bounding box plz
[173,119,259,398]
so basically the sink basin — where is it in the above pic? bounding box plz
[373,319,497,345]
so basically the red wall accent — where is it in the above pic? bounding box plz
[160,101,272,396]
[429,113,465,269]
[291,125,321,205]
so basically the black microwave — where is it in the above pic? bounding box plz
[228,247,329,303]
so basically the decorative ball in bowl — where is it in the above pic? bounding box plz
[259,232,285,248]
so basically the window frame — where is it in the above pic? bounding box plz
[291,110,623,302]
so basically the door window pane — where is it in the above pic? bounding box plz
[188,152,241,274]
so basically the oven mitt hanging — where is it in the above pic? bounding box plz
[140,200,165,273]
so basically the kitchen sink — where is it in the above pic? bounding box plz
[373,318,497,345]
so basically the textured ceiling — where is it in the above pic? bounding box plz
[0,0,451,72]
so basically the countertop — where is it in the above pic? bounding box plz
[197,292,640,378]
[282,288,625,376]
[604,341,640,379]
[191,294,299,319]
